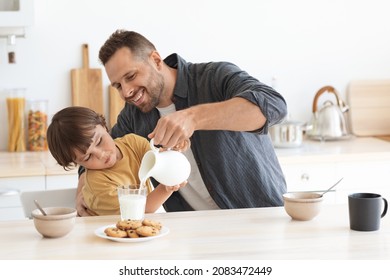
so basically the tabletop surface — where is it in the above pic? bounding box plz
[0,204,389,260]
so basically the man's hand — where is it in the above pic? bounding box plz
[171,139,191,152]
[157,139,191,153]
[148,109,195,149]
[76,173,91,217]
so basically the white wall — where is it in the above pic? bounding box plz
[1,0,389,150]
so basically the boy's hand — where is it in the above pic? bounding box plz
[164,180,187,192]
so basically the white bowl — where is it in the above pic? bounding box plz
[32,207,77,238]
[283,192,323,221]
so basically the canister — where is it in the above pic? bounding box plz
[27,100,48,151]
[6,89,26,152]
[269,120,310,148]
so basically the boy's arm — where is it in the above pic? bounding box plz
[144,182,186,213]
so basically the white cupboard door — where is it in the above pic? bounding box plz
[281,163,337,204]
[335,160,390,204]
[0,176,45,221]
[46,174,78,190]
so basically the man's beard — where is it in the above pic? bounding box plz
[136,72,165,113]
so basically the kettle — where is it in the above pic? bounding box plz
[307,86,350,140]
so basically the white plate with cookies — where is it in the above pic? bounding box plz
[94,219,169,243]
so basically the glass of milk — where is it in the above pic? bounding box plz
[117,185,147,221]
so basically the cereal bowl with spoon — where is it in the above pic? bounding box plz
[283,192,324,221]
[283,178,343,221]
[32,206,77,238]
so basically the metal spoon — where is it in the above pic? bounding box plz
[34,199,47,216]
[321,177,343,197]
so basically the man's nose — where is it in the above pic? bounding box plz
[121,84,134,99]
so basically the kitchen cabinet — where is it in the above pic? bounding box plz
[0,174,77,221]
[0,176,45,220]
[40,151,79,190]
[276,137,390,205]
[0,151,77,221]
[0,0,34,34]
[46,174,78,190]
[280,162,337,204]
[335,160,390,204]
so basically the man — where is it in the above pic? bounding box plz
[76,29,287,215]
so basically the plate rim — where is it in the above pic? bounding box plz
[94,224,169,243]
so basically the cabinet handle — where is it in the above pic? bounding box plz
[0,189,20,197]
[301,173,310,181]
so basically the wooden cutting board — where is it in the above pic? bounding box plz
[71,44,103,114]
[108,86,125,128]
[347,80,390,136]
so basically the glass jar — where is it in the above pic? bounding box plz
[6,89,26,152]
[27,100,48,151]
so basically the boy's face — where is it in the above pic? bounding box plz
[73,125,120,170]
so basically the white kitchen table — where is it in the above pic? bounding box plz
[0,204,388,260]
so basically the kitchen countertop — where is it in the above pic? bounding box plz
[1,136,389,178]
[0,203,388,260]
[0,151,77,178]
[275,136,390,164]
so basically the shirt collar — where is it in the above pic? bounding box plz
[164,53,188,99]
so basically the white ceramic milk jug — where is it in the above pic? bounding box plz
[138,139,191,186]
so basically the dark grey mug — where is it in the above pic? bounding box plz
[348,193,388,231]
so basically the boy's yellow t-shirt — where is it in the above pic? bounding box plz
[82,133,152,216]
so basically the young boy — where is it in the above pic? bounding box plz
[47,106,186,216]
